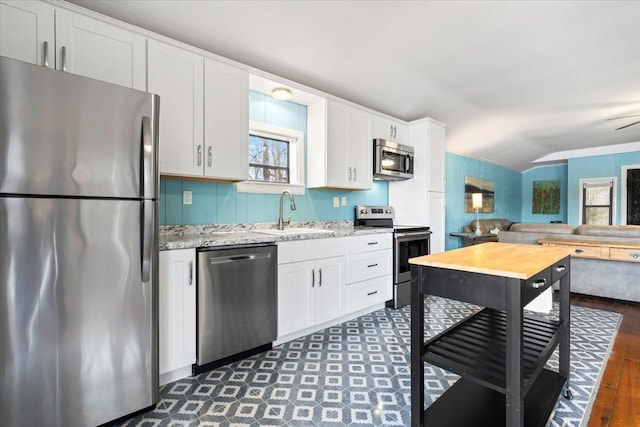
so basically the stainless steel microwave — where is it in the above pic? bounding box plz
[373,139,414,181]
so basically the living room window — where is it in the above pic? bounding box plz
[236,122,305,195]
[580,178,616,225]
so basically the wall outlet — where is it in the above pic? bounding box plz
[333,196,339,208]
[341,196,347,206]
[183,191,192,205]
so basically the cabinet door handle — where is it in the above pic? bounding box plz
[390,125,393,137]
[348,166,353,181]
[61,46,67,71]
[574,249,583,254]
[393,126,397,138]
[208,146,212,167]
[188,260,193,285]
[311,269,315,287]
[367,263,378,268]
[197,145,202,166]
[319,268,322,286]
[353,167,357,181]
[43,41,49,68]
[555,265,567,272]
[531,278,547,289]
[367,290,378,296]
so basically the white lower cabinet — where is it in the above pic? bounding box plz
[278,256,345,337]
[159,249,196,380]
[275,234,393,343]
[345,275,390,313]
[345,233,392,309]
[277,238,346,339]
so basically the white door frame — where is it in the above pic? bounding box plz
[621,164,640,225]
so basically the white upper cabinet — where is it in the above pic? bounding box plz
[389,118,447,225]
[0,1,145,90]
[373,114,408,145]
[428,121,446,192]
[0,0,54,67]
[148,40,249,180]
[203,58,249,181]
[55,9,146,90]
[148,39,204,177]
[308,99,373,190]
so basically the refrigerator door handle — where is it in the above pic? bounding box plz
[43,41,49,68]
[141,116,153,199]
[61,46,67,71]
[141,200,153,283]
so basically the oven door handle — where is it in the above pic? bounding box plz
[395,231,431,240]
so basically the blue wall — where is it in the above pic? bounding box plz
[444,153,522,250]
[521,165,568,223]
[567,151,640,225]
[159,91,388,225]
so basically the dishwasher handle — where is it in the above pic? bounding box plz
[208,252,271,264]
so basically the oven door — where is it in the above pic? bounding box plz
[394,231,431,284]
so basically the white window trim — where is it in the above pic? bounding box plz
[620,164,640,225]
[237,121,306,195]
[578,177,617,225]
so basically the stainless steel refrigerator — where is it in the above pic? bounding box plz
[0,56,160,426]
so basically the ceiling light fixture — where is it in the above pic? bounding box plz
[272,87,292,100]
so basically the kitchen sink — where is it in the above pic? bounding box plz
[256,227,333,236]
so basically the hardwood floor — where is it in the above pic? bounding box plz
[570,294,640,427]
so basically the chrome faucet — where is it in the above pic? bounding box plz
[278,190,297,230]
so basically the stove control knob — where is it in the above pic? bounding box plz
[360,208,368,215]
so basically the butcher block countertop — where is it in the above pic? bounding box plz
[409,242,572,280]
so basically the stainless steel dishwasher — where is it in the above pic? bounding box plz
[195,243,277,373]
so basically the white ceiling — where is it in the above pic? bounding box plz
[67,0,640,171]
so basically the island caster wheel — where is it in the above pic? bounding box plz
[563,388,573,400]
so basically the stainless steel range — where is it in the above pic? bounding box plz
[354,205,431,308]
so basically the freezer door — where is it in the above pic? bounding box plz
[0,197,158,427]
[0,56,159,199]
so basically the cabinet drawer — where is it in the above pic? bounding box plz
[609,247,640,263]
[347,233,392,253]
[551,257,570,283]
[556,244,602,259]
[347,249,392,283]
[278,237,346,264]
[522,267,552,306]
[345,275,391,313]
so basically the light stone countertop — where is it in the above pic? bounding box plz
[159,221,391,250]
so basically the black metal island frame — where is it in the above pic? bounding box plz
[409,242,572,427]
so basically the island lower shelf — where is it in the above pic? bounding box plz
[422,368,567,427]
[423,308,564,395]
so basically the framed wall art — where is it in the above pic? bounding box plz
[532,180,561,214]
[464,176,495,213]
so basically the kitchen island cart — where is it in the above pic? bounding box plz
[410,242,572,427]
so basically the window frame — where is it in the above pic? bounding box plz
[237,121,305,195]
[248,133,291,184]
[578,177,617,225]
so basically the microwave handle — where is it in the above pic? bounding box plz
[405,155,413,173]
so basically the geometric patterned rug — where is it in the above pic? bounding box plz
[116,295,621,427]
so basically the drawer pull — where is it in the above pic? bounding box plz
[367,242,379,246]
[631,253,640,259]
[367,291,378,296]
[555,265,567,272]
[367,263,378,268]
[531,278,547,289]
[574,249,583,254]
